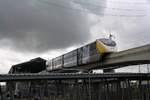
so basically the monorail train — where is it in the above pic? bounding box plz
[46,38,117,71]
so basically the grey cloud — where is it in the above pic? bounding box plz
[91,0,150,50]
[73,0,106,15]
[0,0,106,52]
[96,17,150,50]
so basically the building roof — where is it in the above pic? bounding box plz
[9,57,46,74]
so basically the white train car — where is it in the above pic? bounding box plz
[46,38,117,71]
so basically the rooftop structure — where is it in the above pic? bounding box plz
[8,57,46,74]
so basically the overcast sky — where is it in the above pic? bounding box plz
[0,0,150,73]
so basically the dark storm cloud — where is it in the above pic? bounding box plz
[0,0,106,52]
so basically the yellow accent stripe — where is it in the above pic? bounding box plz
[96,40,107,54]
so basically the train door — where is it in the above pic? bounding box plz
[77,48,83,65]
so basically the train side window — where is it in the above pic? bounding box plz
[82,45,90,57]
[89,42,98,56]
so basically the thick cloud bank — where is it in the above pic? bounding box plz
[0,0,105,52]
[0,0,107,52]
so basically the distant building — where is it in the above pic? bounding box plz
[8,57,46,74]
[7,57,46,98]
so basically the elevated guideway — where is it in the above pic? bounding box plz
[7,44,150,74]
[2,44,150,82]
[101,44,150,69]
[0,73,150,82]
[72,44,150,70]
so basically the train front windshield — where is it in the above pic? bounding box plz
[99,38,116,46]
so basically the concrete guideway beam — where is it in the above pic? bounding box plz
[101,44,150,69]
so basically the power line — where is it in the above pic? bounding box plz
[42,0,149,12]
[107,0,149,4]
[39,0,147,17]
[79,0,150,5]
[74,1,146,11]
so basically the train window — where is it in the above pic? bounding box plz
[99,39,116,46]
[89,42,98,56]
[77,48,83,64]
[64,50,77,64]
[90,42,96,51]
[52,56,62,69]
[64,50,77,59]
[82,45,90,57]
[78,47,83,56]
